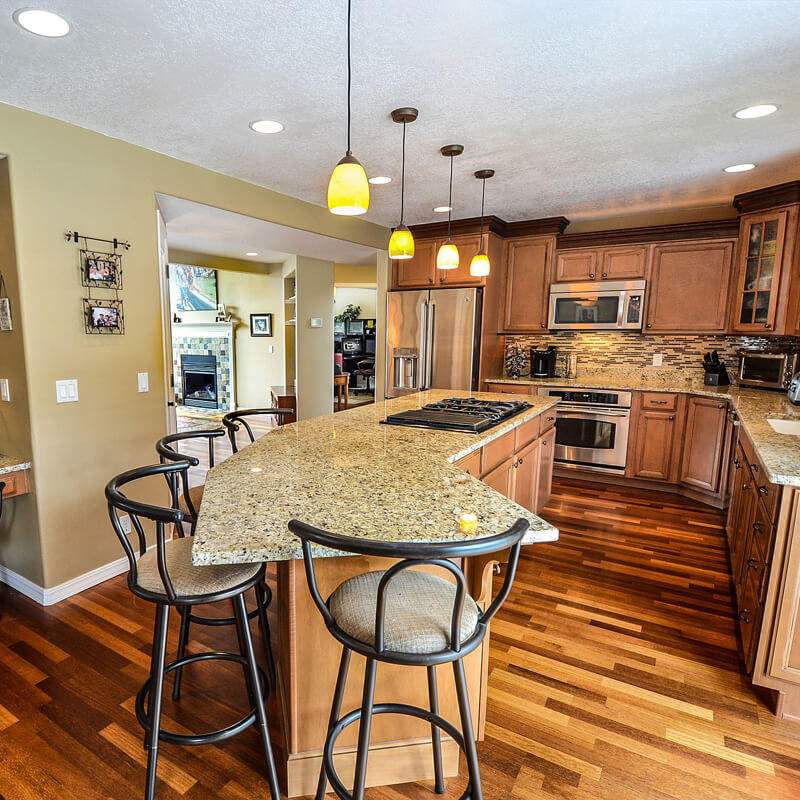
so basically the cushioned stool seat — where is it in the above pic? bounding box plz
[178,484,205,517]
[329,569,479,654]
[136,536,260,597]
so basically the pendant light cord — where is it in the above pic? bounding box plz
[346,0,352,154]
[447,154,454,240]
[479,178,486,242]
[399,120,406,223]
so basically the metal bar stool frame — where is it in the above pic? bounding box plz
[289,517,530,800]
[106,461,280,800]
[156,430,277,693]
[222,408,293,453]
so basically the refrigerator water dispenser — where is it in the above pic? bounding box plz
[393,347,419,391]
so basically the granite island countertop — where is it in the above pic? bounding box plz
[192,390,561,565]
[0,454,31,476]
[487,371,800,486]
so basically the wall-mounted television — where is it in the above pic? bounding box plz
[169,264,218,312]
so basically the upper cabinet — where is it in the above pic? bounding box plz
[645,239,735,333]
[503,236,556,331]
[391,236,486,290]
[553,245,648,283]
[730,208,796,333]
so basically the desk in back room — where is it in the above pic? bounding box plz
[269,384,296,424]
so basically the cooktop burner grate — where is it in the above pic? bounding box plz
[382,397,531,433]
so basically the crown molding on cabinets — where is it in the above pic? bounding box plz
[734,181,800,214]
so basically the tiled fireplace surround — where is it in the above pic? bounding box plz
[172,326,234,413]
[503,332,800,380]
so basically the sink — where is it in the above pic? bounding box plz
[767,418,800,435]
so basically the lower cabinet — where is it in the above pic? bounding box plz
[629,394,684,482]
[680,396,729,493]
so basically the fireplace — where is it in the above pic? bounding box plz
[181,354,219,409]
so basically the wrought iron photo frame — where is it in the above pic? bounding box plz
[81,249,123,289]
[83,298,125,335]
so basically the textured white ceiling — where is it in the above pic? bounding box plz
[3,0,800,227]
[158,194,379,265]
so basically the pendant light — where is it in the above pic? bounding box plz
[436,144,464,269]
[388,107,418,259]
[470,169,494,277]
[327,0,369,215]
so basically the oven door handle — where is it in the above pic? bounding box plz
[556,409,630,419]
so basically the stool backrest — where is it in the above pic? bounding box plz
[105,462,187,603]
[156,429,226,523]
[222,408,292,452]
[288,518,529,655]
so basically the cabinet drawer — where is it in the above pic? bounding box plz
[540,409,557,433]
[739,433,779,519]
[485,383,533,395]
[481,430,515,476]
[513,416,541,451]
[0,469,30,499]
[640,392,678,411]
[454,450,482,478]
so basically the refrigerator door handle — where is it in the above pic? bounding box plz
[418,301,428,390]
[426,302,436,388]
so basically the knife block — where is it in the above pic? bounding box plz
[704,363,730,386]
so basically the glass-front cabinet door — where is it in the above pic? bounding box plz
[732,210,788,332]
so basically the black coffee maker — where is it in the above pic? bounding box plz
[531,346,557,378]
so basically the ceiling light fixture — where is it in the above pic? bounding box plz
[724,163,756,173]
[368,176,392,185]
[245,252,259,256]
[470,169,494,277]
[327,0,369,216]
[249,120,284,134]
[388,107,418,261]
[436,144,464,270]
[433,206,452,213]
[13,8,70,37]
[734,104,778,119]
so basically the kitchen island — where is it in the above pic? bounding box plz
[0,454,32,511]
[192,390,560,796]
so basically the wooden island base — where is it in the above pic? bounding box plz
[272,551,503,797]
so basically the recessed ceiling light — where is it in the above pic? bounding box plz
[13,8,70,37]
[249,120,284,134]
[734,104,778,120]
[368,176,392,185]
[724,163,756,173]
[245,252,259,257]
[433,206,452,213]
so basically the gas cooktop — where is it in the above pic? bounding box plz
[382,397,532,433]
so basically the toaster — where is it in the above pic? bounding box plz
[788,372,800,405]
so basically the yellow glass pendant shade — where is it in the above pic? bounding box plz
[389,225,415,260]
[328,154,369,215]
[469,251,490,277]
[437,240,459,270]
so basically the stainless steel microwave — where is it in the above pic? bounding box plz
[548,279,646,331]
[738,350,800,390]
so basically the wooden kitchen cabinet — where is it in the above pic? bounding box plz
[503,236,555,331]
[553,245,648,283]
[482,457,515,497]
[436,234,485,287]
[680,396,728,493]
[484,383,535,395]
[392,239,438,288]
[512,438,540,512]
[630,408,681,482]
[536,426,556,512]
[454,450,482,478]
[553,249,597,282]
[645,239,735,333]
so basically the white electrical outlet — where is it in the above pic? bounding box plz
[56,379,79,403]
[138,372,149,393]
[268,345,274,354]
[119,514,132,534]
[652,353,663,367]
[0,378,9,402]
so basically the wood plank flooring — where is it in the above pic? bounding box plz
[2,478,800,798]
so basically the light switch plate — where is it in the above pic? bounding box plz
[56,379,79,403]
[652,353,663,367]
[0,378,9,402]
[268,345,274,354]
[138,372,149,392]
[310,317,323,328]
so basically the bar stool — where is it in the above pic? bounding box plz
[106,461,280,800]
[156,430,277,692]
[288,517,530,800]
[222,408,293,452]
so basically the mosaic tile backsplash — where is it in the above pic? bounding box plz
[504,332,800,380]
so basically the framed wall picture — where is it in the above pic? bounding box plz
[83,298,124,335]
[81,250,123,289]
[169,264,218,311]
[250,313,273,337]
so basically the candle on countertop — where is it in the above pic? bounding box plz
[458,512,478,534]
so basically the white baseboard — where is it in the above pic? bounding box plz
[0,550,146,606]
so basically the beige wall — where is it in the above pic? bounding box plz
[0,157,43,584]
[292,255,334,420]
[167,250,285,408]
[334,262,378,287]
[334,287,377,319]
[0,101,387,588]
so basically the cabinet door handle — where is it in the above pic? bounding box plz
[542,440,548,446]
[738,609,751,624]
[540,323,547,328]
[546,416,555,421]
[750,463,759,473]
[747,557,759,570]
[602,272,608,277]
[668,415,675,420]
[428,277,434,284]
[758,486,769,496]
[646,323,653,328]
[518,457,524,465]
[764,323,770,329]
[651,400,668,404]
[589,273,595,278]
[717,404,724,409]
[512,459,519,468]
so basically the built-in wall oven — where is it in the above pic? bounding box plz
[537,387,633,472]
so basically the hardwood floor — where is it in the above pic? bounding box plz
[2,478,800,798]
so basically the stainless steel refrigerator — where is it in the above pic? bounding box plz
[385,288,482,398]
